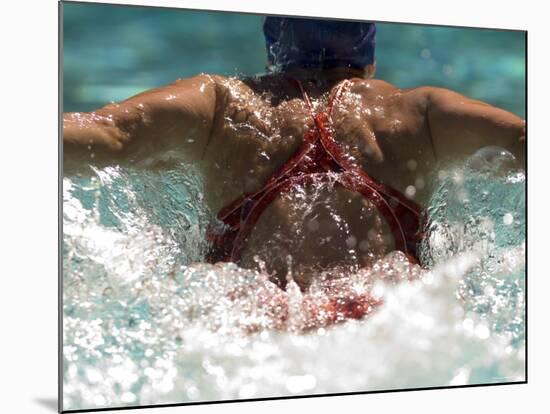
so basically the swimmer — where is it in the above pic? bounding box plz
[63,17,526,290]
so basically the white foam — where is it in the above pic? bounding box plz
[62,160,525,410]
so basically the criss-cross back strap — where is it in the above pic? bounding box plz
[206,77,424,263]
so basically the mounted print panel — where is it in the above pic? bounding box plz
[61,1,526,411]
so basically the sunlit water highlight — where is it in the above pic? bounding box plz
[63,150,525,410]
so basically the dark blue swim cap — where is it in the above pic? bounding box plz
[263,17,376,70]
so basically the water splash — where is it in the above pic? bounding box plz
[420,148,525,345]
[63,152,525,410]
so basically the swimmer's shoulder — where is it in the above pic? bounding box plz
[349,78,418,100]
[196,73,296,108]
[172,73,246,97]
[178,73,273,102]
[350,78,397,92]
[350,78,435,111]
[350,78,432,96]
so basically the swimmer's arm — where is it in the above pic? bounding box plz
[63,74,218,167]
[421,87,525,167]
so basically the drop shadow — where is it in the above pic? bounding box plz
[34,397,58,412]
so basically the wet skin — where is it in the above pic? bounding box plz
[64,69,525,288]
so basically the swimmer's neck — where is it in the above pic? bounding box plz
[281,66,368,85]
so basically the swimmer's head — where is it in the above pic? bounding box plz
[263,17,376,76]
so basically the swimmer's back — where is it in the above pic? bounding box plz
[201,74,437,213]
[63,71,525,287]
[65,71,523,207]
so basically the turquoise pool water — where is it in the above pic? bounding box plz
[63,3,525,117]
[62,2,526,411]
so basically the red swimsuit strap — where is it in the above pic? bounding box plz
[215,79,346,222]
[206,77,423,263]
[293,78,423,256]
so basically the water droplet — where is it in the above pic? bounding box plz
[462,318,474,331]
[421,48,431,59]
[405,185,416,198]
[503,213,514,226]
[415,176,425,190]
[443,65,453,77]
[475,323,490,340]
[359,239,370,251]
[452,172,464,185]
[346,235,357,248]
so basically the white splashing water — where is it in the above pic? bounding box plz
[62,150,525,410]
